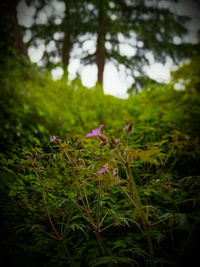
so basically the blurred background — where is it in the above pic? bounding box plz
[2,0,200,97]
[16,0,200,98]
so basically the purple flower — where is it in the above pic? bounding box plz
[97,163,109,175]
[50,136,57,142]
[86,124,103,138]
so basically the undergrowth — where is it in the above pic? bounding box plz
[0,55,200,266]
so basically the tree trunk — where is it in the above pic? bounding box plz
[62,0,72,77]
[0,0,28,58]
[96,1,106,88]
[62,32,71,77]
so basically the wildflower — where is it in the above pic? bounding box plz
[110,136,120,147]
[125,122,133,136]
[86,124,103,138]
[50,136,57,142]
[98,163,109,175]
[98,133,108,146]
[50,136,61,143]
[112,168,118,177]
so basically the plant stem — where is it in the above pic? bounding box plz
[31,160,76,267]
[123,161,154,266]
[78,186,109,258]
[83,186,91,212]
[146,227,154,267]
[125,165,149,228]
[60,239,77,267]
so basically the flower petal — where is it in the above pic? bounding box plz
[50,136,57,142]
[86,124,103,138]
[97,168,106,175]
[98,163,109,175]
[99,124,104,131]
[86,133,97,138]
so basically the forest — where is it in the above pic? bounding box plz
[0,0,200,266]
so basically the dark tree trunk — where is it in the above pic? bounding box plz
[62,34,71,71]
[62,0,72,76]
[0,0,28,58]
[96,1,106,88]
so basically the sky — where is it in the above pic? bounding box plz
[17,0,200,98]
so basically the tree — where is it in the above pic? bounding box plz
[96,0,106,85]
[24,0,87,76]
[0,0,28,59]
[23,0,195,91]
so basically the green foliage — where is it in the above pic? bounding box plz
[1,56,200,266]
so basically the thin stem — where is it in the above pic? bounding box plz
[115,151,126,165]
[126,165,149,228]
[100,218,120,232]
[83,186,91,212]
[126,165,154,266]
[31,159,76,267]
[146,227,154,267]
[116,153,154,266]
[78,187,97,230]
[78,184,109,259]
[99,211,108,229]
[61,212,66,237]
[97,179,101,228]
[64,149,74,165]
[95,231,106,256]
[60,240,77,267]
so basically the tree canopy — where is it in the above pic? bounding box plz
[21,0,197,91]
